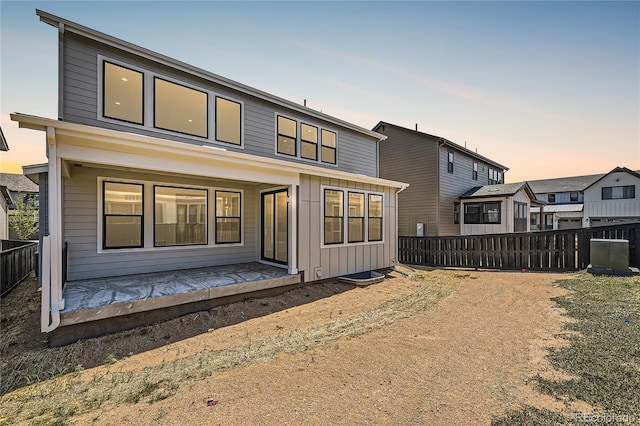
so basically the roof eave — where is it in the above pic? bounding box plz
[36,9,385,142]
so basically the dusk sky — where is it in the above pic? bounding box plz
[1,1,638,182]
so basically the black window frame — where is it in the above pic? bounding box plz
[472,162,478,180]
[454,202,460,224]
[348,191,365,243]
[300,122,319,161]
[514,201,528,232]
[548,193,556,203]
[324,189,344,245]
[153,76,209,139]
[321,129,337,165]
[215,96,242,146]
[277,115,297,157]
[102,61,145,125]
[464,201,501,224]
[102,181,144,250]
[153,184,208,247]
[215,190,242,244]
[602,185,635,200]
[447,151,454,174]
[570,192,579,202]
[368,194,383,242]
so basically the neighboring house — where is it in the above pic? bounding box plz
[582,167,640,228]
[0,126,8,151]
[528,168,640,230]
[375,122,508,236]
[527,172,602,230]
[1,127,10,239]
[0,172,39,240]
[458,182,537,235]
[12,10,406,338]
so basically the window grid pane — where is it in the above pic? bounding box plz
[324,189,343,244]
[103,182,144,249]
[154,186,207,247]
[348,192,365,243]
[103,62,144,124]
[368,194,383,242]
[321,130,337,164]
[154,78,208,138]
[216,97,241,145]
[301,123,318,160]
[216,191,241,244]
[277,116,297,156]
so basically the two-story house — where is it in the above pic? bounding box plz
[0,172,40,240]
[12,10,406,344]
[375,122,511,236]
[582,167,640,227]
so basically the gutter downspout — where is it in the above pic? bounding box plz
[42,126,61,332]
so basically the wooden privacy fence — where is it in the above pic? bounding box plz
[398,223,640,272]
[1,240,38,297]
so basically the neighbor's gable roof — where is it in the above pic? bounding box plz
[527,173,604,194]
[0,173,39,193]
[0,126,8,151]
[373,121,509,171]
[460,182,539,202]
[583,167,640,191]
[36,9,385,143]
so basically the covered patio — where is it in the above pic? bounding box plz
[59,262,300,327]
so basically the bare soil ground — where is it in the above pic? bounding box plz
[1,267,589,425]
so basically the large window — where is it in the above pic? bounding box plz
[488,168,503,185]
[277,115,297,156]
[447,151,454,173]
[215,97,241,145]
[514,202,527,232]
[215,191,241,244]
[321,130,337,164]
[348,192,365,243]
[472,162,478,180]
[154,78,208,138]
[368,194,383,242]
[464,202,501,224]
[154,186,207,247]
[103,182,143,249]
[103,62,144,125]
[602,185,635,200]
[301,123,318,160]
[324,189,344,244]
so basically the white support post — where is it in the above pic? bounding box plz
[288,183,298,275]
[44,127,61,331]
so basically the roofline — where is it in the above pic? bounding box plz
[23,163,49,185]
[459,182,542,204]
[373,121,509,171]
[36,9,386,143]
[0,186,13,204]
[11,113,407,190]
[583,166,640,190]
[0,126,8,151]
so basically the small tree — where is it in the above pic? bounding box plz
[9,194,39,240]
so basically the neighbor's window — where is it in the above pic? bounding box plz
[103,182,143,249]
[514,201,527,232]
[348,192,365,243]
[215,97,241,145]
[447,151,454,173]
[570,192,579,202]
[301,123,318,160]
[368,194,383,242]
[277,116,297,156]
[454,202,460,224]
[324,189,343,244]
[103,62,144,125]
[472,162,478,180]
[215,191,241,244]
[154,186,207,247]
[154,78,208,138]
[464,202,501,224]
[321,129,337,164]
[548,193,556,203]
[602,185,635,200]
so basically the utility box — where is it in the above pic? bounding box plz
[588,238,637,276]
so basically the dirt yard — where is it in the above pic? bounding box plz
[1,267,590,425]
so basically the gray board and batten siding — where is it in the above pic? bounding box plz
[376,122,507,237]
[61,32,379,177]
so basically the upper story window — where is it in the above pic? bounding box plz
[277,115,297,156]
[548,193,556,203]
[472,162,478,180]
[321,130,337,165]
[301,123,318,160]
[447,151,454,173]
[570,192,579,202]
[602,185,635,200]
[216,97,241,145]
[154,78,208,138]
[488,168,503,185]
[275,114,338,165]
[103,62,144,125]
[103,181,144,249]
[464,202,501,224]
[99,57,242,147]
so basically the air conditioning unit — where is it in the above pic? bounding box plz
[588,239,637,276]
